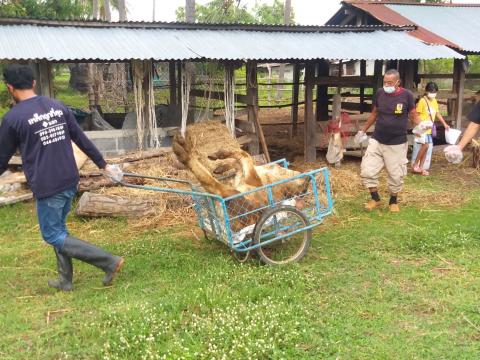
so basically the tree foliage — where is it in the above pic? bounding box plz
[176,0,295,24]
[0,0,123,20]
[254,0,294,24]
[0,0,90,19]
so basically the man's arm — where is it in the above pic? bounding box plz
[408,91,420,125]
[436,112,450,130]
[458,122,480,150]
[0,119,18,176]
[65,108,107,169]
[362,107,377,133]
[409,107,421,126]
[458,103,480,150]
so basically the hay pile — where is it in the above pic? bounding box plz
[89,121,243,229]
[183,120,242,172]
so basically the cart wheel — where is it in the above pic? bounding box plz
[253,206,311,265]
[232,250,250,263]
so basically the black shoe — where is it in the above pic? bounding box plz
[60,236,124,286]
[48,248,73,291]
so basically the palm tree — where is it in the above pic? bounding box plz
[186,0,195,22]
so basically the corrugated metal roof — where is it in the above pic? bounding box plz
[0,24,463,62]
[0,17,412,32]
[347,3,459,48]
[387,4,480,52]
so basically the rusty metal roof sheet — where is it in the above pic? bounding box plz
[387,4,480,52]
[347,3,459,48]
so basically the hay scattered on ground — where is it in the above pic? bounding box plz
[97,153,198,229]
[290,153,471,209]
[83,118,479,231]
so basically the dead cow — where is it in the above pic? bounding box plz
[172,132,309,230]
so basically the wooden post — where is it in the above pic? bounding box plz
[34,61,53,98]
[246,61,260,155]
[316,60,329,121]
[359,60,366,113]
[304,61,316,162]
[403,60,415,91]
[169,61,177,105]
[291,63,300,137]
[332,93,341,121]
[373,60,383,94]
[413,60,420,89]
[453,58,466,129]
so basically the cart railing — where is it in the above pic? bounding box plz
[117,158,333,254]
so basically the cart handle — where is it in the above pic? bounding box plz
[116,178,224,201]
[122,173,193,185]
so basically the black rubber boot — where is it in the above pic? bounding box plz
[48,248,73,291]
[60,236,124,286]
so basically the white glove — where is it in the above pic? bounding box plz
[354,131,368,145]
[104,164,123,182]
[444,145,463,164]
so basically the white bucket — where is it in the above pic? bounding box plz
[445,128,461,145]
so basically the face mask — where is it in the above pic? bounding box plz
[427,93,437,99]
[383,86,396,94]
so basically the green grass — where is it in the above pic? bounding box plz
[53,73,89,110]
[1,172,480,359]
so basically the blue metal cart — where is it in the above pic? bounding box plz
[120,159,333,265]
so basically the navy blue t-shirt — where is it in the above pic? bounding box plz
[0,96,106,199]
[372,88,416,145]
[468,102,480,124]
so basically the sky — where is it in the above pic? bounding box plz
[125,0,343,25]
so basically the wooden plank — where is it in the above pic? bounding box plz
[419,73,480,80]
[291,63,300,137]
[189,89,248,104]
[0,172,26,186]
[72,143,89,170]
[211,108,248,122]
[0,192,33,206]
[8,156,22,166]
[304,61,316,162]
[314,76,374,86]
[418,73,453,79]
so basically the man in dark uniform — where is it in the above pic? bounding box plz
[355,69,420,213]
[0,64,124,291]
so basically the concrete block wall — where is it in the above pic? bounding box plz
[85,127,176,156]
